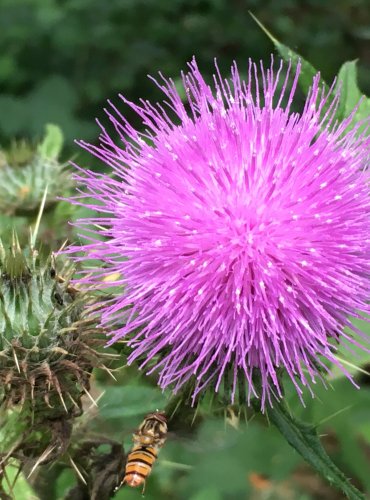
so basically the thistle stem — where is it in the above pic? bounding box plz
[253,398,365,500]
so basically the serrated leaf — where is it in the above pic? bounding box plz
[354,98,370,127]
[335,61,363,121]
[261,398,365,499]
[333,60,370,134]
[249,12,328,96]
[37,123,64,159]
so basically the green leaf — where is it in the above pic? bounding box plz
[334,60,370,129]
[98,384,168,420]
[37,123,64,160]
[335,61,362,118]
[260,398,365,499]
[249,12,328,96]
[249,14,369,134]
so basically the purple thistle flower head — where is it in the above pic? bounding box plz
[70,58,370,409]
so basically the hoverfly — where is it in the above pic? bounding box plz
[117,411,168,493]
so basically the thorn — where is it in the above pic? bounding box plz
[332,354,370,378]
[317,405,352,426]
[12,349,21,373]
[27,445,56,478]
[98,364,117,381]
[265,411,271,427]
[248,12,279,45]
[86,390,105,413]
[68,455,87,485]
[30,184,49,248]
[191,402,200,427]
[43,392,53,409]
[56,239,69,255]
[224,406,240,431]
[82,387,99,407]
[51,373,68,413]
[56,386,68,414]
[158,460,193,471]
[169,398,182,421]
[96,351,121,359]
[66,392,80,410]
[242,406,248,425]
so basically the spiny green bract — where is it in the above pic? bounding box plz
[0,240,104,418]
[0,124,71,216]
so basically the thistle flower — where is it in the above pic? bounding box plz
[71,58,370,408]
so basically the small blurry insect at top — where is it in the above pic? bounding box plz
[117,411,168,493]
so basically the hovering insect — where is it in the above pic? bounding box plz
[118,411,168,492]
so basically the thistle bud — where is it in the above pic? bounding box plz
[0,124,71,217]
[0,239,109,463]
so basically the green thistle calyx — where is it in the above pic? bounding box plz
[0,241,104,416]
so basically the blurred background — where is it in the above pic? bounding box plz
[1,1,370,499]
[0,0,369,148]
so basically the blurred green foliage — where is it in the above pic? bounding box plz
[0,0,369,149]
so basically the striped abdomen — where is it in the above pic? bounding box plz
[123,445,158,487]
